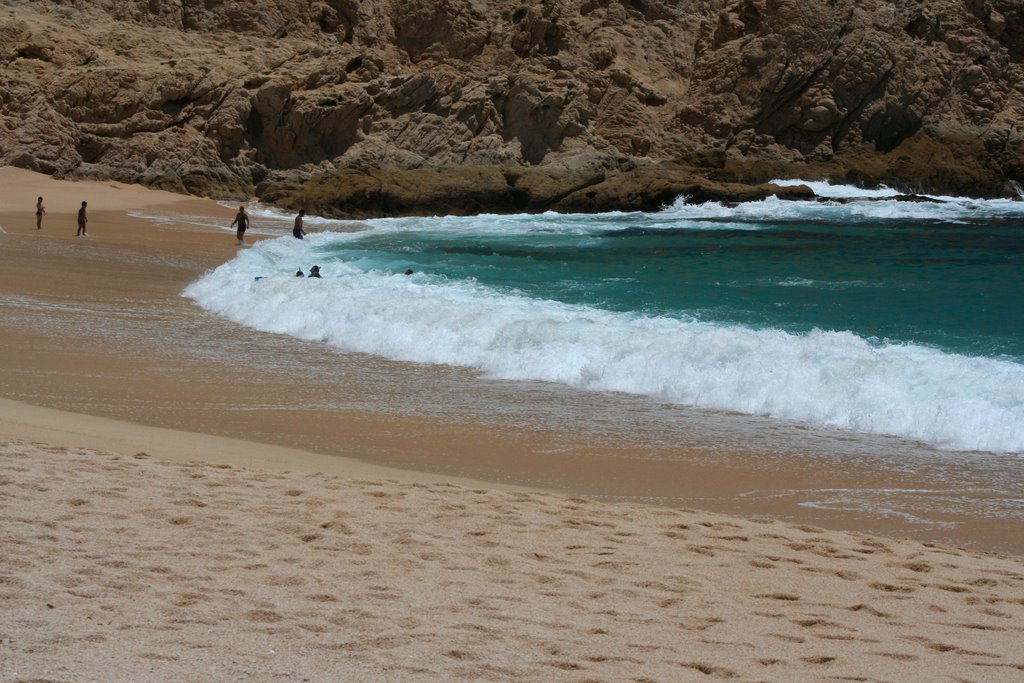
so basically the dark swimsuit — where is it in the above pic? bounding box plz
[236,216,248,232]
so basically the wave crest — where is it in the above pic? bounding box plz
[184,236,1024,454]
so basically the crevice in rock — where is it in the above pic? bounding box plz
[830,64,895,152]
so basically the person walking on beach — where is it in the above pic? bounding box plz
[36,197,45,230]
[293,209,306,239]
[76,201,88,236]
[230,206,249,245]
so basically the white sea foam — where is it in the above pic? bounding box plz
[768,179,910,199]
[659,190,1024,225]
[184,234,1024,454]
[761,277,885,290]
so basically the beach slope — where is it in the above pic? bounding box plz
[3,439,1024,681]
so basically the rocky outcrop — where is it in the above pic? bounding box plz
[1,0,1021,213]
[257,163,815,217]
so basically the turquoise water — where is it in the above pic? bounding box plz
[328,212,1024,360]
[183,183,1024,454]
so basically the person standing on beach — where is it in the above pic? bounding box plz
[230,206,249,246]
[293,209,306,239]
[36,197,45,230]
[76,201,88,236]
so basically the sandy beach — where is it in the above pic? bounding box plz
[3,439,1024,681]
[2,167,1024,680]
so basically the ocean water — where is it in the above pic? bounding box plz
[181,181,1024,455]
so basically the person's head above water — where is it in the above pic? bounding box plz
[295,269,304,277]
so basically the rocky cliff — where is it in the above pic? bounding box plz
[2,0,1022,214]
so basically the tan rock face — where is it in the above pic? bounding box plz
[1,0,1021,211]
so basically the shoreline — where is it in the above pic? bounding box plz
[4,166,1024,677]
[0,397,529,492]
[1,166,1023,557]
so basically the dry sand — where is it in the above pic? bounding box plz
[2,167,1024,680]
[3,439,1023,681]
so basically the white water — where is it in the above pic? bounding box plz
[184,228,1024,454]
